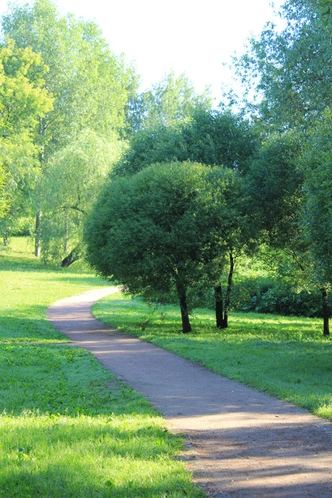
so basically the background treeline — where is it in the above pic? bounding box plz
[1,0,332,334]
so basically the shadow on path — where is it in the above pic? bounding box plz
[47,287,332,498]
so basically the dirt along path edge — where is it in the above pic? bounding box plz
[47,286,332,498]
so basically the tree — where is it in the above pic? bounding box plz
[2,0,136,255]
[181,109,258,174]
[85,162,239,333]
[233,0,332,130]
[245,130,304,249]
[112,108,258,327]
[203,166,254,328]
[0,37,53,242]
[38,129,123,265]
[127,71,212,132]
[114,109,257,177]
[301,108,332,335]
[245,126,332,335]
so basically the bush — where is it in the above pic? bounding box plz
[231,277,329,318]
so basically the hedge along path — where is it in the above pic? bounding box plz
[47,287,332,498]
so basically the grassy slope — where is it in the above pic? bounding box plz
[0,238,203,498]
[93,292,332,421]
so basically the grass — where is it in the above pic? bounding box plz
[93,292,332,421]
[0,238,203,498]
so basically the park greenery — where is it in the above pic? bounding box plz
[1,0,332,335]
[1,0,332,493]
[0,0,331,336]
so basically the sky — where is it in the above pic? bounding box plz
[0,0,285,103]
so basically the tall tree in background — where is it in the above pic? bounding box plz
[39,129,124,265]
[245,130,304,250]
[114,109,257,177]
[127,71,212,132]
[0,37,53,242]
[301,108,332,335]
[233,0,332,130]
[1,0,136,256]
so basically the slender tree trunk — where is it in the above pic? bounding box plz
[64,208,69,254]
[35,210,42,257]
[215,283,224,328]
[3,229,9,246]
[176,280,192,333]
[61,244,82,267]
[223,251,235,329]
[35,118,46,258]
[321,287,330,336]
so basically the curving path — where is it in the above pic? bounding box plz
[47,287,332,497]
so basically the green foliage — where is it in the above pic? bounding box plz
[114,108,257,177]
[127,70,212,131]
[245,130,304,248]
[38,129,123,263]
[1,0,136,256]
[302,107,332,283]
[234,0,332,129]
[85,162,245,331]
[231,276,327,317]
[0,37,53,224]
[94,291,332,421]
[0,164,7,219]
[181,109,258,173]
[113,123,188,177]
[2,0,134,149]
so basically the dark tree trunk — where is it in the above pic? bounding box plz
[35,210,42,258]
[176,280,192,333]
[321,287,330,336]
[215,283,224,328]
[61,244,82,267]
[223,251,235,329]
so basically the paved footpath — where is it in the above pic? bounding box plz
[47,287,332,498]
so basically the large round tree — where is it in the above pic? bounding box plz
[84,161,240,333]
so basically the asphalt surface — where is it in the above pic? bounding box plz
[47,286,332,497]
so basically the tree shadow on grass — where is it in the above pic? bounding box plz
[0,328,155,418]
[0,313,67,342]
[0,436,200,497]
[0,469,197,498]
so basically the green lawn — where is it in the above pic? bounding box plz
[0,238,203,498]
[93,292,332,421]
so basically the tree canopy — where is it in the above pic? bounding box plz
[1,0,135,254]
[113,109,257,177]
[0,37,53,235]
[233,0,332,129]
[84,161,245,332]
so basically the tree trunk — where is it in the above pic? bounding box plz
[321,287,330,336]
[215,283,224,328]
[64,209,69,255]
[3,229,9,246]
[35,210,42,258]
[35,119,46,258]
[223,251,235,329]
[61,244,82,267]
[176,280,192,333]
